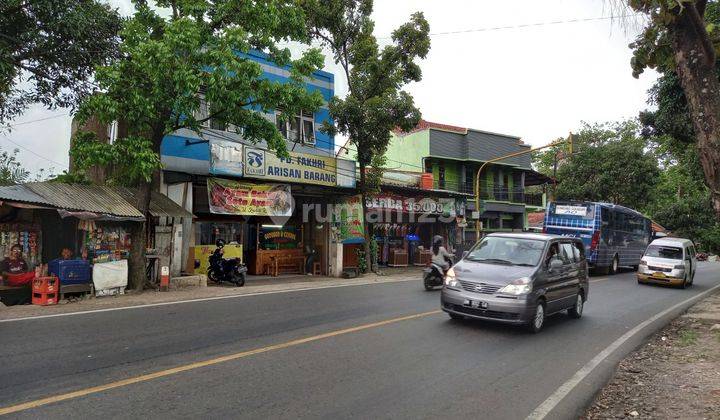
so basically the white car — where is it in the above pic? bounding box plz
[637,237,697,288]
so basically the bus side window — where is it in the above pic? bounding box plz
[601,207,609,225]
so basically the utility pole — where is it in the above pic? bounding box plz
[474,135,573,241]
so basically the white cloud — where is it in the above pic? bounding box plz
[2,0,657,175]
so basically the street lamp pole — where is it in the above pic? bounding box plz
[474,136,572,241]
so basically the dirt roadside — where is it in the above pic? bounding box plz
[585,292,720,419]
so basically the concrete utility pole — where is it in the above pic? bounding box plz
[474,134,573,241]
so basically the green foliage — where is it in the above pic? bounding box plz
[0,147,29,185]
[73,0,325,185]
[355,247,367,273]
[626,0,720,77]
[303,0,430,172]
[0,0,122,125]
[70,131,161,186]
[534,121,660,211]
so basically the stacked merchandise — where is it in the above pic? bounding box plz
[81,223,131,263]
[0,224,40,268]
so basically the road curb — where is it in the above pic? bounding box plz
[527,283,720,419]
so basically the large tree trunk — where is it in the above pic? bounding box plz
[671,3,720,219]
[358,162,371,274]
[129,180,150,291]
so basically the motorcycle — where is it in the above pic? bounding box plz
[208,240,247,287]
[423,262,447,291]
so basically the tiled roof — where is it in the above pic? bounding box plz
[527,212,545,227]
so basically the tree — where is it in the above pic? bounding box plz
[637,53,718,250]
[73,0,325,290]
[302,0,430,271]
[534,121,660,211]
[626,0,720,219]
[0,0,122,126]
[0,147,29,185]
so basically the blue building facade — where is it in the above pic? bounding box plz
[159,50,356,278]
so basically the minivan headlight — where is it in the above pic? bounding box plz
[444,267,460,288]
[673,264,686,270]
[499,277,532,295]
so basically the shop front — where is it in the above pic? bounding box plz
[190,176,348,277]
[0,183,191,305]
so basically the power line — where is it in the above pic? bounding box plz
[5,113,71,128]
[377,14,639,39]
[0,134,69,168]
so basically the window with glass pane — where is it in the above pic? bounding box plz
[303,119,314,142]
[289,115,301,142]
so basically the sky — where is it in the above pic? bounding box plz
[2,0,657,176]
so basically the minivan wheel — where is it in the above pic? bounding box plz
[568,292,584,319]
[680,273,690,289]
[528,302,545,333]
[609,255,619,275]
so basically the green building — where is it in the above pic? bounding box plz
[340,120,551,242]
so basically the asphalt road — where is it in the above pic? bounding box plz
[1,263,719,419]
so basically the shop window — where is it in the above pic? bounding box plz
[275,109,315,145]
[195,222,244,246]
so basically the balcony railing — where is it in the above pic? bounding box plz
[432,181,543,206]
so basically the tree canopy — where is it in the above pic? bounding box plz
[626,0,720,219]
[533,121,660,212]
[0,0,122,126]
[72,0,327,289]
[302,0,430,270]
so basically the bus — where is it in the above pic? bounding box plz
[543,201,652,274]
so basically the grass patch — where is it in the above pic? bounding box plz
[679,330,699,347]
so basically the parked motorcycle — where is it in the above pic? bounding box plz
[697,252,708,262]
[208,239,247,287]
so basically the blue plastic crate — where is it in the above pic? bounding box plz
[48,259,92,285]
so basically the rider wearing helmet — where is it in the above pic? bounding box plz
[431,235,453,271]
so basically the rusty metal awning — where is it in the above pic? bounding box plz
[0,182,193,220]
[113,187,194,218]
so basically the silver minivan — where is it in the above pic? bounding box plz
[637,237,697,288]
[441,233,589,333]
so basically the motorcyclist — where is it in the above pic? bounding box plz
[431,235,453,272]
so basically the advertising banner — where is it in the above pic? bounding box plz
[207,178,292,217]
[243,146,337,186]
[259,226,300,250]
[332,195,365,243]
[193,244,242,275]
[209,139,243,176]
[365,194,456,216]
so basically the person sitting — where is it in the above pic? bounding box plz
[2,244,29,276]
[1,244,33,287]
[60,248,75,260]
[431,235,453,272]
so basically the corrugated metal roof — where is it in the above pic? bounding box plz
[29,183,143,217]
[113,187,194,218]
[0,183,144,218]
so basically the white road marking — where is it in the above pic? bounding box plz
[526,281,720,420]
[0,277,416,324]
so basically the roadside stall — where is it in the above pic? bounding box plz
[0,182,191,306]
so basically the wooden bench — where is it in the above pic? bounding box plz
[267,256,305,276]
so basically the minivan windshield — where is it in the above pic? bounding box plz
[465,236,546,266]
[645,245,683,260]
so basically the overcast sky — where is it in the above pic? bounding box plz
[3,0,657,176]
